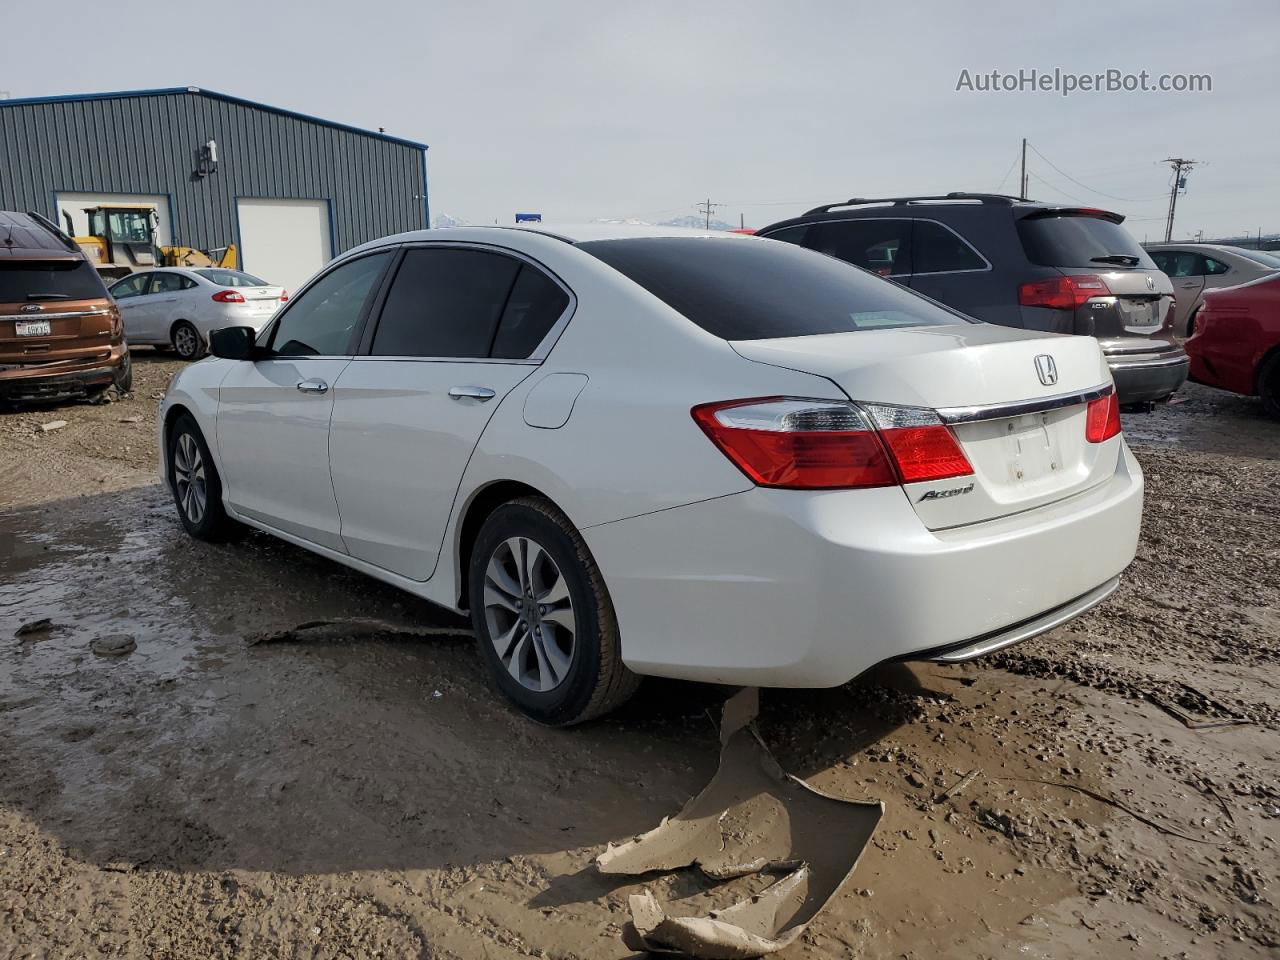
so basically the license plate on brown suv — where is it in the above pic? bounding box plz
[15,320,52,337]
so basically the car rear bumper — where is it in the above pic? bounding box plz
[583,442,1143,687]
[1103,342,1189,404]
[0,345,126,399]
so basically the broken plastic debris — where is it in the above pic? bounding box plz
[597,688,882,958]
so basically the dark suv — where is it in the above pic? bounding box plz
[758,194,1188,405]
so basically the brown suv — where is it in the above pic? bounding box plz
[0,211,131,402]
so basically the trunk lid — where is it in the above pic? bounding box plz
[731,324,1121,529]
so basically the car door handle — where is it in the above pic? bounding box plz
[1177,281,1199,287]
[448,385,496,402]
[296,379,329,395]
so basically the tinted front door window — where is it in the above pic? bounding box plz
[269,252,390,356]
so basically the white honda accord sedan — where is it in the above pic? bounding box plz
[160,224,1143,724]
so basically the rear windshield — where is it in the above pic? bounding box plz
[196,268,269,287]
[1017,214,1156,269]
[578,237,972,340]
[0,259,108,302]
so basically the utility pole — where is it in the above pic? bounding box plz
[740,213,745,230]
[697,198,720,231]
[1020,138,1028,200]
[1161,158,1197,242]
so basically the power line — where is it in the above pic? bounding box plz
[1026,142,1169,203]
[995,147,1021,194]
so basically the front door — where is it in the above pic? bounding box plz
[215,250,393,550]
[329,245,571,580]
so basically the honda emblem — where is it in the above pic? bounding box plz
[1034,354,1058,386]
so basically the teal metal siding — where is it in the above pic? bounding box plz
[0,88,428,257]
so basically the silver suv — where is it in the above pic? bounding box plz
[758,194,1189,405]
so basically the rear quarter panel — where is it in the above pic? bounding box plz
[1189,281,1280,395]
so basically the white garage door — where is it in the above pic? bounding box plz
[236,199,332,294]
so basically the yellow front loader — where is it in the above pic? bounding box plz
[64,205,237,280]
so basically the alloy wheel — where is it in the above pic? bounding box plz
[482,536,576,692]
[174,324,199,359]
[173,433,207,524]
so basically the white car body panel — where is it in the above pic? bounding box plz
[160,224,1144,690]
[215,357,352,551]
[328,358,538,580]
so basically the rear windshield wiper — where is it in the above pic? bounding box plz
[1090,254,1140,266]
[26,292,72,300]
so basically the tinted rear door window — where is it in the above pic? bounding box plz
[491,265,570,359]
[371,248,521,358]
[769,219,912,276]
[580,237,969,341]
[0,260,108,302]
[1017,214,1156,269]
[912,221,986,273]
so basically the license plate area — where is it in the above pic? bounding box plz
[15,320,52,337]
[1001,412,1062,484]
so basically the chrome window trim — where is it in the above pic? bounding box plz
[934,383,1113,424]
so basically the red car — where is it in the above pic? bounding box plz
[1186,272,1280,418]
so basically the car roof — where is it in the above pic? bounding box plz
[0,210,84,262]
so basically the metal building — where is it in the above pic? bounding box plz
[0,86,428,291]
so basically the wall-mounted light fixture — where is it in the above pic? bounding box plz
[194,138,219,178]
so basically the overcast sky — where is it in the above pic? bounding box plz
[7,0,1278,239]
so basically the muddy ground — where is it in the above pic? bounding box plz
[1,357,1277,959]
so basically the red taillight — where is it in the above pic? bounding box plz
[877,427,973,483]
[212,290,245,303]
[692,398,973,490]
[279,290,289,302]
[1085,392,1121,443]
[1018,274,1112,310]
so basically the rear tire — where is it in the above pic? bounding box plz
[468,497,639,725]
[172,321,206,361]
[168,414,240,541]
[1260,354,1280,420]
[113,350,133,395]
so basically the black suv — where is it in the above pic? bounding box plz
[758,194,1188,405]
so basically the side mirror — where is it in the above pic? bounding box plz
[209,326,260,361]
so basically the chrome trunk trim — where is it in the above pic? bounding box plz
[935,383,1113,424]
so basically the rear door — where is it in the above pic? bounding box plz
[906,219,991,311]
[1150,249,1204,331]
[328,245,571,580]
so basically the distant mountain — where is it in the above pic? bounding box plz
[658,214,736,231]
[432,212,467,228]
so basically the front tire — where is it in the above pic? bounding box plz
[171,321,206,361]
[168,414,239,541]
[468,497,639,725]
